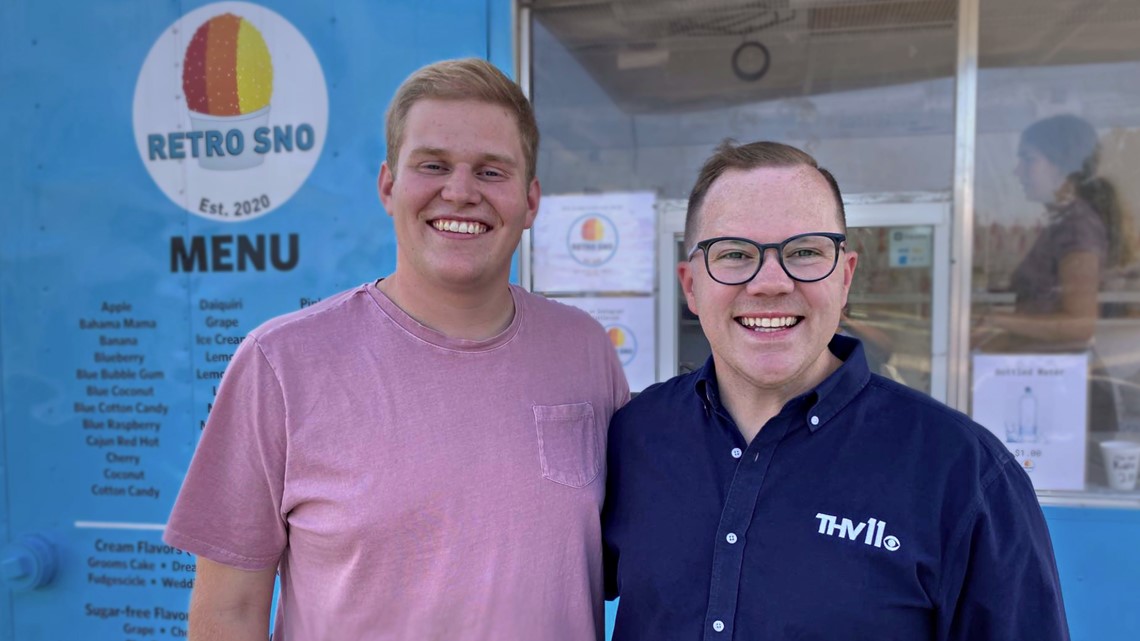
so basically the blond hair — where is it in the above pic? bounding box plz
[385,58,539,182]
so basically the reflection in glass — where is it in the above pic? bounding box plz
[530,1,957,199]
[532,0,957,391]
[973,0,1140,494]
[843,226,934,394]
[975,115,1133,355]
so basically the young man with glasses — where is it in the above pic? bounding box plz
[602,140,1069,640]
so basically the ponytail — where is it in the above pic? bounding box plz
[1077,176,1135,269]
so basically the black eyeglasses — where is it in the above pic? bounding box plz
[687,233,847,285]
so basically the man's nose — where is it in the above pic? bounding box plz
[744,248,795,295]
[441,168,480,204]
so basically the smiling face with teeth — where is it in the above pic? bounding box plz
[379,98,539,296]
[678,164,858,412]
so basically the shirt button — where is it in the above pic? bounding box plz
[810,415,820,426]
[731,447,743,459]
[713,620,725,632]
[726,533,738,544]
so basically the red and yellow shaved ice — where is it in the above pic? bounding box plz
[608,327,626,348]
[183,13,273,116]
[581,218,605,241]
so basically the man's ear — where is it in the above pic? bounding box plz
[523,177,541,229]
[378,162,395,216]
[839,250,859,307]
[677,260,700,317]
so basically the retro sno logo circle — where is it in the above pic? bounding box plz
[606,324,638,366]
[567,214,619,266]
[133,2,328,222]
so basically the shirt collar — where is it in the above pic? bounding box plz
[692,334,872,432]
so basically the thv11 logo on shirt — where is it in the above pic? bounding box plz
[815,513,901,552]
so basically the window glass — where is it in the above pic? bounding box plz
[532,1,958,198]
[971,0,1140,496]
[530,0,959,398]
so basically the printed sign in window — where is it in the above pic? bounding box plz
[888,226,932,268]
[972,352,1089,490]
[532,192,656,293]
[555,296,656,392]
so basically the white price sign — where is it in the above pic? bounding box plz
[971,352,1089,490]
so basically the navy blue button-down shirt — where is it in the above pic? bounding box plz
[603,335,1069,641]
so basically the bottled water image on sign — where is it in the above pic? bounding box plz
[1019,386,1038,443]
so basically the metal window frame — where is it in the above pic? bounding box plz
[517,1,534,291]
[948,0,979,412]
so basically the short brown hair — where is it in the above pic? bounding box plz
[685,140,846,248]
[385,58,539,182]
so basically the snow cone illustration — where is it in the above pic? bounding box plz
[183,13,273,170]
[608,326,626,348]
[606,324,637,366]
[581,217,605,241]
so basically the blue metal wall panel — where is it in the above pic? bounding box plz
[0,1,501,638]
[1044,507,1140,641]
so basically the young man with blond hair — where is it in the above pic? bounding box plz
[166,58,628,640]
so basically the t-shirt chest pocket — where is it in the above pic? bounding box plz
[533,402,601,488]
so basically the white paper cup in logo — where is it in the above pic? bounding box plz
[1099,440,1140,491]
[188,106,271,170]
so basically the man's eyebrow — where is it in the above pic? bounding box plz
[407,147,518,167]
[407,146,446,159]
[480,152,518,167]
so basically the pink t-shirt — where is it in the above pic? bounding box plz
[165,282,630,640]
